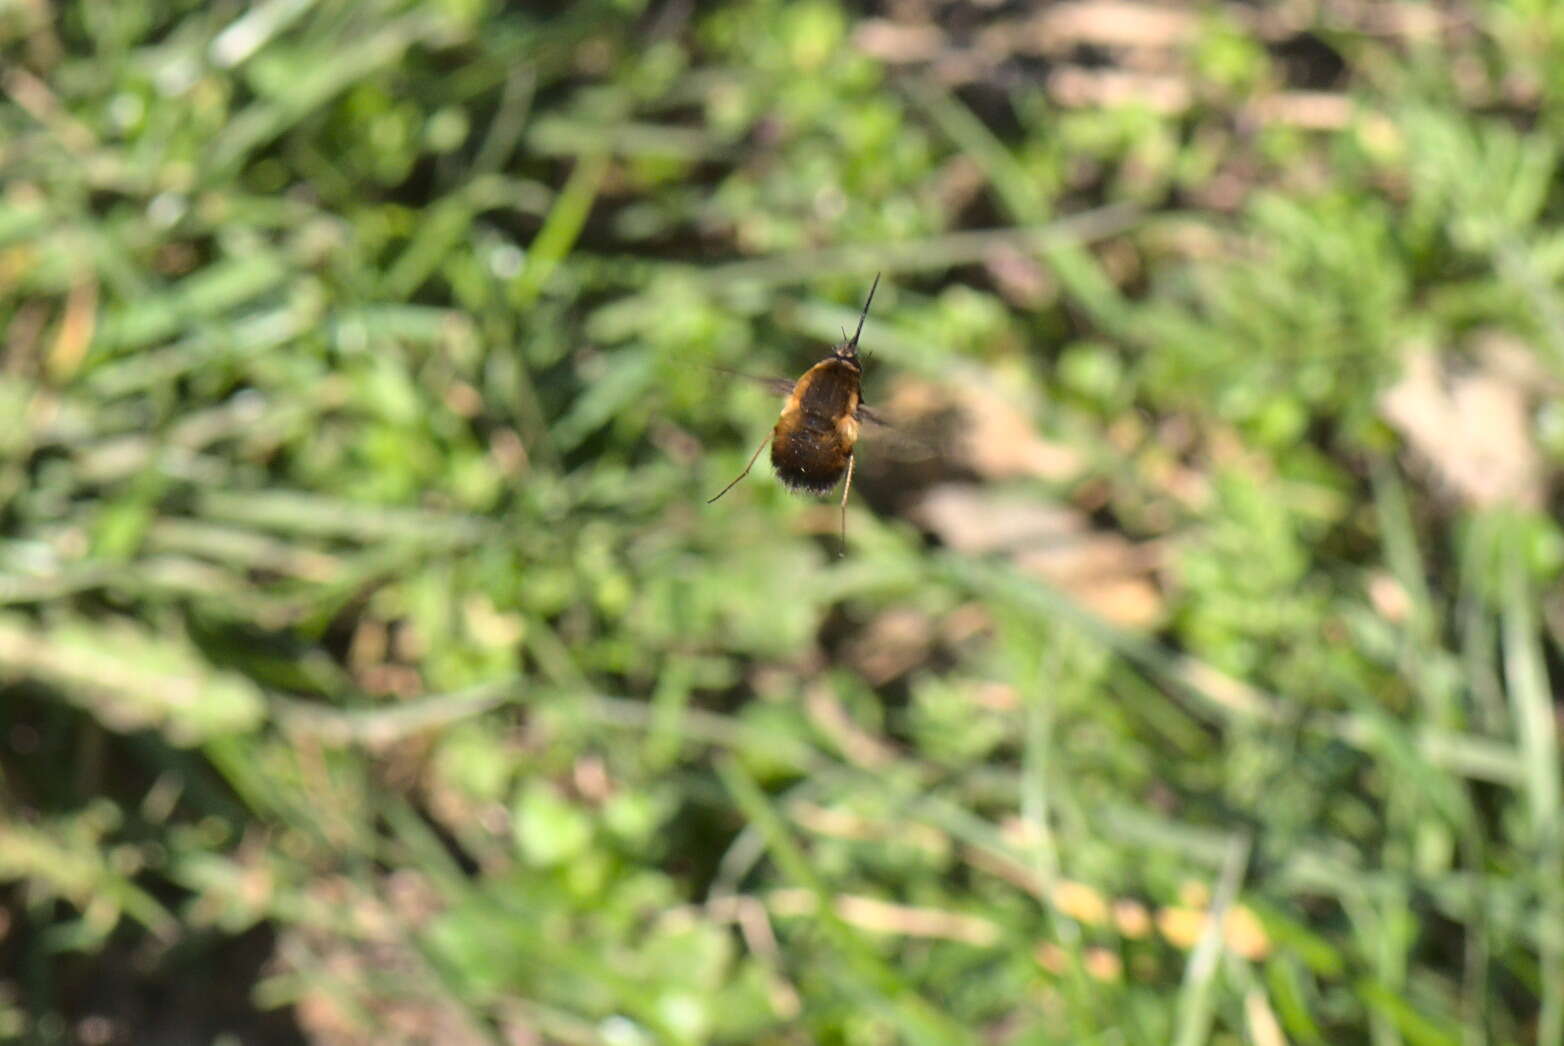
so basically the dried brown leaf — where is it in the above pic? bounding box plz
[1026,2,1198,51]
[914,485,1164,628]
[1047,67,1192,113]
[884,378,1084,482]
[854,19,945,63]
[845,607,934,684]
[1381,342,1545,510]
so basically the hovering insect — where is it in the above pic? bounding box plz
[708,274,886,553]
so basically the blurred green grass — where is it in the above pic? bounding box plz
[3,0,1564,1043]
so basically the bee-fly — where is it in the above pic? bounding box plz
[709,274,883,553]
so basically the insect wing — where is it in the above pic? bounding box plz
[705,365,795,398]
[852,401,944,462]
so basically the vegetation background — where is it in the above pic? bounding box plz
[3,0,1563,1043]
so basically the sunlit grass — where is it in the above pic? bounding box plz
[3,1,1563,1043]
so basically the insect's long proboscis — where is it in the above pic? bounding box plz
[848,272,880,351]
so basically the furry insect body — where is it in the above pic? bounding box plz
[707,275,881,551]
[771,356,862,494]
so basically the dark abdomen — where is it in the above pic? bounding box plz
[771,417,850,494]
[769,358,859,494]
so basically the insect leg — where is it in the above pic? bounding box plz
[707,432,771,503]
[837,450,855,556]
